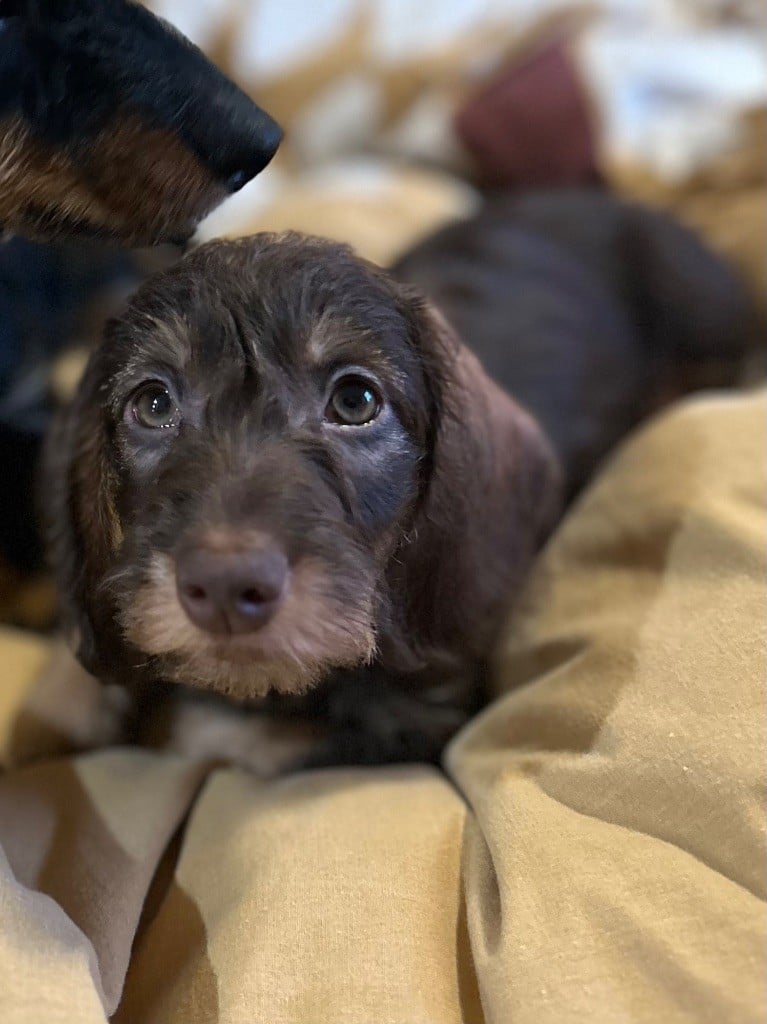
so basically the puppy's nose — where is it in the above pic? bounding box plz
[176,547,288,635]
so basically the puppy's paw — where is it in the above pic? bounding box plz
[301,674,475,768]
[148,694,324,779]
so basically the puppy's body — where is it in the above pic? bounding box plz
[0,0,281,244]
[47,234,558,767]
[394,190,760,497]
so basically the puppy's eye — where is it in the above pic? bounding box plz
[326,377,382,426]
[129,383,180,430]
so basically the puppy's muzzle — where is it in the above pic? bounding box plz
[176,544,288,635]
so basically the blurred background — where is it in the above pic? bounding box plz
[0,0,764,629]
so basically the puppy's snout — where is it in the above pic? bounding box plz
[176,547,288,635]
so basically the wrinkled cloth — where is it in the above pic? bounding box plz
[0,386,763,1022]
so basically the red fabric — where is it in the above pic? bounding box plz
[455,40,600,189]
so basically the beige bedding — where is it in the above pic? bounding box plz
[0,386,764,1022]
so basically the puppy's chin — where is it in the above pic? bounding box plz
[119,554,377,700]
[151,649,325,702]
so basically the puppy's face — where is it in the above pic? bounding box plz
[47,235,561,699]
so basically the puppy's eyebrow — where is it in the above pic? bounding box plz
[306,314,400,380]
[109,312,191,395]
[127,311,190,361]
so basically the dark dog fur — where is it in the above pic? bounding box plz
[45,232,560,766]
[0,0,281,244]
[44,194,761,768]
[393,190,761,497]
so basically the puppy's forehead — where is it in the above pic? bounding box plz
[113,235,417,379]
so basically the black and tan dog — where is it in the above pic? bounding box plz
[0,0,281,588]
[0,0,281,244]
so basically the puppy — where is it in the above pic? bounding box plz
[45,194,761,769]
[393,190,762,498]
[44,232,561,768]
[0,0,281,244]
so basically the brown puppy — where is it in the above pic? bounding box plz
[45,233,561,767]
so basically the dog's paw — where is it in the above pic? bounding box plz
[151,695,324,779]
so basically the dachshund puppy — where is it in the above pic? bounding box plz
[45,233,561,767]
[393,190,762,498]
[0,0,281,244]
[44,194,761,769]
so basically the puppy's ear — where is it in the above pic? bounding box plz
[42,354,120,677]
[387,300,562,671]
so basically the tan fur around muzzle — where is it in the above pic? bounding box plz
[120,553,377,699]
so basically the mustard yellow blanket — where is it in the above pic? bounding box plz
[0,388,764,1023]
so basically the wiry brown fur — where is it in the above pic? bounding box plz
[44,232,561,767]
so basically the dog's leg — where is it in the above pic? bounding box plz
[295,668,487,768]
[127,682,324,780]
